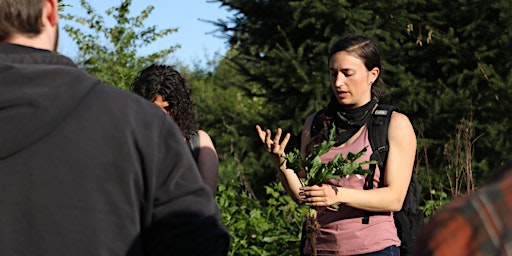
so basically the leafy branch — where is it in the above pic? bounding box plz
[283,125,376,186]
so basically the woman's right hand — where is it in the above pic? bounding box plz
[256,125,304,203]
[255,125,291,171]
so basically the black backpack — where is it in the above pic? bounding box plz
[309,104,424,256]
[364,104,424,256]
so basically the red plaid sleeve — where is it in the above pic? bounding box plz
[416,176,512,256]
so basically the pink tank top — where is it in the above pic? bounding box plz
[303,124,400,255]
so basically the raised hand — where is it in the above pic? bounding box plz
[255,125,291,170]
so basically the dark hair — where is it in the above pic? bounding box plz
[0,0,42,41]
[131,64,197,139]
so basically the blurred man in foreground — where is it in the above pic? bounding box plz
[0,0,230,255]
[416,158,512,255]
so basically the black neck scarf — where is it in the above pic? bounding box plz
[326,95,377,146]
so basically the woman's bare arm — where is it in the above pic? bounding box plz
[196,130,219,195]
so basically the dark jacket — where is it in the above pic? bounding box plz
[0,43,230,255]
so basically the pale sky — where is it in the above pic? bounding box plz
[58,0,233,68]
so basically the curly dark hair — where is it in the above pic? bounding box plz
[131,64,197,140]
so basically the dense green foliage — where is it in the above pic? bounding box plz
[217,181,307,255]
[210,0,512,200]
[62,0,512,254]
[183,57,273,197]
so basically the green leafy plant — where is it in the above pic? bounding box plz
[282,125,376,256]
[217,181,307,255]
[421,189,450,219]
[284,125,376,186]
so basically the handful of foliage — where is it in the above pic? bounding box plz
[281,125,376,256]
[283,125,376,187]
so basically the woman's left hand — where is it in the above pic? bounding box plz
[300,184,340,207]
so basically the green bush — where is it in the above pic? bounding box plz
[421,189,450,219]
[217,181,307,255]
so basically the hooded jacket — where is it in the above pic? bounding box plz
[0,43,229,255]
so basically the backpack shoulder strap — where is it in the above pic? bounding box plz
[368,104,398,173]
[188,131,200,162]
[362,104,397,224]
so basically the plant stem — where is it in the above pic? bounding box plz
[305,207,320,256]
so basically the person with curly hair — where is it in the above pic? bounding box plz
[131,64,219,195]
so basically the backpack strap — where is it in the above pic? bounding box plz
[369,104,397,173]
[187,131,200,162]
[362,104,397,224]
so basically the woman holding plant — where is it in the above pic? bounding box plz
[256,34,417,255]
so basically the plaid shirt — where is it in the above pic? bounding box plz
[416,171,512,256]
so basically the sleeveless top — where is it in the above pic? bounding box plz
[187,131,200,162]
[303,124,400,255]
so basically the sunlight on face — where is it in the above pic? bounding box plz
[328,51,378,107]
